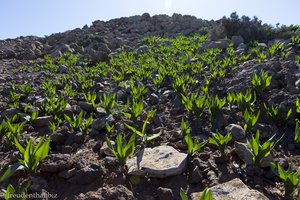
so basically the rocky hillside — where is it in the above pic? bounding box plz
[0,13,300,200]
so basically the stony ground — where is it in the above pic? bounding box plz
[0,14,300,200]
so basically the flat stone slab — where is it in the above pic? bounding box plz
[126,145,188,178]
[191,178,269,200]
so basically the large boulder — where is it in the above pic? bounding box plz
[126,145,188,178]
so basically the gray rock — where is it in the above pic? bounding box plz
[191,178,268,200]
[257,43,267,49]
[100,141,115,156]
[92,115,115,131]
[96,107,107,116]
[231,36,244,46]
[189,166,203,183]
[30,177,48,192]
[136,45,148,53]
[68,165,100,185]
[74,132,85,144]
[237,43,247,51]
[207,39,230,49]
[234,141,273,168]
[75,185,134,200]
[78,101,95,112]
[40,154,74,173]
[58,168,77,179]
[2,108,19,119]
[50,132,67,145]
[33,116,53,127]
[62,145,73,154]
[59,65,68,73]
[126,145,188,178]
[225,124,246,142]
[150,93,159,105]
[157,187,174,200]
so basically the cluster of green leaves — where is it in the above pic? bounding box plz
[294,120,300,147]
[64,112,93,133]
[207,94,226,119]
[296,56,300,65]
[124,100,144,122]
[184,134,208,156]
[41,96,67,118]
[3,180,31,200]
[180,118,191,136]
[243,109,260,132]
[182,93,207,118]
[100,93,116,115]
[264,103,292,125]
[271,162,300,197]
[208,131,232,155]
[235,89,256,112]
[291,36,300,47]
[267,42,284,57]
[180,187,213,200]
[251,70,272,94]
[7,85,21,108]
[0,137,51,182]
[125,110,162,145]
[248,130,280,167]
[106,133,136,166]
[84,91,97,109]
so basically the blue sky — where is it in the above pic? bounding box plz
[1,0,299,40]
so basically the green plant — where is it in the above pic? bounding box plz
[208,131,232,155]
[264,103,292,125]
[180,187,213,200]
[124,100,144,122]
[182,93,207,118]
[130,81,147,101]
[105,123,114,134]
[267,42,282,57]
[100,93,116,115]
[125,112,162,145]
[207,95,226,119]
[106,133,136,166]
[291,36,300,47]
[248,130,279,167]
[271,162,300,196]
[257,53,267,63]
[64,112,92,133]
[19,109,39,123]
[3,180,31,200]
[199,188,213,200]
[236,89,255,112]
[296,56,300,65]
[19,83,33,97]
[41,96,67,116]
[294,120,300,146]
[0,137,51,182]
[296,98,300,115]
[227,91,236,110]
[84,91,97,108]
[243,109,260,132]
[48,122,58,133]
[251,70,272,94]
[172,76,188,96]
[180,118,191,136]
[8,91,21,108]
[5,121,26,145]
[184,134,208,156]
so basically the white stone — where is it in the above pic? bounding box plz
[191,178,269,200]
[126,145,187,178]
